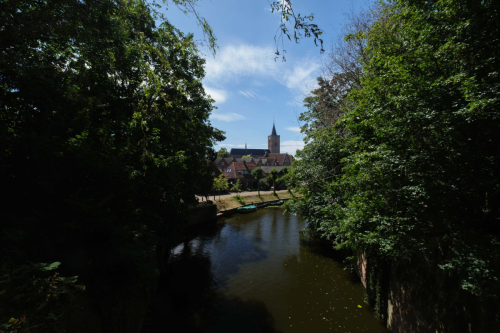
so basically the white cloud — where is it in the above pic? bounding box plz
[204,45,276,84]
[210,112,246,122]
[239,90,257,99]
[238,89,271,102]
[280,62,320,97]
[219,143,235,147]
[204,87,228,103]
[286,126,301,133]
[237,144,252,147]
[204,43,320,103]
[281,140,305,155]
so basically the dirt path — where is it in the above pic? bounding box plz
[198,189,289,201]
[199,190,297,211]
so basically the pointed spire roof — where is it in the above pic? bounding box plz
[271,123,277,136]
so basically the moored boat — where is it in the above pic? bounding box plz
[237,205,257,213]
[267,200,284,206]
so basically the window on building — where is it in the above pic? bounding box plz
[226,169,231,173]
[222,162,224,165]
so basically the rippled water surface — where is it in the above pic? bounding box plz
[150,207,388,333]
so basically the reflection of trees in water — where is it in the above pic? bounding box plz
[277,209,290,238]
[253,218,262,241]
[270,209,278,240]
[149,223,280,333]
[298,235,361,285]
[206,295,281,333]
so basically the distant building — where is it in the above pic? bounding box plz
[222,160,258,189]
[229,122,285,159]
[229,144,270,159]
[213,122,294,189]
[268,122,280,153]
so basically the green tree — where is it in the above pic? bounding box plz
[231,179,242,193]
[259,178,271,191]
[242,155,253,159]
[214,174,229,201]
[251,167,265,196]
[289,0,500,299]
[0,0,326,329]
[0,0,224,329]
[269,168,279,196]
[217,147,231,158]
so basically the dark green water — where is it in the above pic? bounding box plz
[149,207,388,333]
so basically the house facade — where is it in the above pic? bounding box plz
[216,122,295,189]
[222,160,258,189]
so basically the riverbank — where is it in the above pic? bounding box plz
[212,190,294,212]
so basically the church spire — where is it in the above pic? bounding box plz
[271,122,277,136]
[268,119,280,153]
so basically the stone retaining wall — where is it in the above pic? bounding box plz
[355,253,500,332]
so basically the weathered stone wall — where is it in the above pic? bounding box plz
[355,253,500,332]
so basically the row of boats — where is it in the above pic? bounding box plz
[237,200,284,213]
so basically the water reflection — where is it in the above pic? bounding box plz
[150,208,387,333]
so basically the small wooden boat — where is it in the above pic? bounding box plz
[267,200,284,206]
[237,205,257,213]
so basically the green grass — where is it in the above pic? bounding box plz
[233,195,246,206]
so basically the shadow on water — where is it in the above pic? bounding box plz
[149,232,281,333]
[148,209,387,333]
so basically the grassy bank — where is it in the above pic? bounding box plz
[214,190,295,211]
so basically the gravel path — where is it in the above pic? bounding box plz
[197,189,288,200]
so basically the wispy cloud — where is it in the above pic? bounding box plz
[204,45,276,84]
[239,90,258,99]
[219,143,235,147]
[210,112,245,122]
[285,126,301,133]
[204,43,320,103]
[204,87,228,104]
[281,140,305,155]
[237,144,252,147]
[238,89,271,102]
[280,62,320,99]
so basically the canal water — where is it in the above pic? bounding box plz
[149,207,388,333]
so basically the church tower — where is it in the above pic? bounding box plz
[268,121,280,153]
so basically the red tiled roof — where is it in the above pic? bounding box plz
[222,161,258,179]
[265,153,294,165]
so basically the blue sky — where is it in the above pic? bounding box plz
[160,0,368,156]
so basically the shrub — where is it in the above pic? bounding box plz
[231,179,242,192]
[233,195,246,206]
[259,179,270,190]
